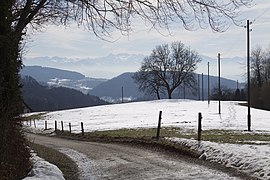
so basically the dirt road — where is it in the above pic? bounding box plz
[27,134,245,180]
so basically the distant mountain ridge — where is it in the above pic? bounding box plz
[21,65,245,103]
[89,72,143,102]
[20,66,107,94]
[21,76,108,112]
[21,66,86,82]
[24,53,145,78]
[24,53,246,81]
[90,72,245,102]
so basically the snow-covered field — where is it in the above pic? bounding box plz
[25,100,270,179]
[31,100,270,133]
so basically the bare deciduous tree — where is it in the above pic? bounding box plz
[133,61,164,99]
[250,45,270,110]
[134,41,201,99]
[10,0,253,38]
[251,46,264,87]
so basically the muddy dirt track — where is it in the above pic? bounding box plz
[27,133,250,180]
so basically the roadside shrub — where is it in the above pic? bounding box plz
[0,121,31,180]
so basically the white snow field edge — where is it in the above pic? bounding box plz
[30,100,270,132]
[24,100,270,179]
[23,152,65,180]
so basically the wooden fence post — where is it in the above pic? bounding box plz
[69,123,71,134]
[55,120,57,131]
[61,121,64,133]
[45,121,47,130]
[198,112,202,141]
[81,122,84,136]
[34,119,36,128]
[156,111,162,140]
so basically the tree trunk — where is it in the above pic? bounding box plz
[156,91,161,100]
[168,91,172,99]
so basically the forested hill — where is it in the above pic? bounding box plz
[21,65,86,82]
[21,76,108,112]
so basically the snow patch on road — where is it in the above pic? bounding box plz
[167,137,270,180]
[59,148,100,180]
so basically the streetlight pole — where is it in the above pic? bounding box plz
[247,20,251,131]
[218,53,221,114]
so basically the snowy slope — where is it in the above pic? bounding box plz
[34,100,270,133]
[25,100,270,180]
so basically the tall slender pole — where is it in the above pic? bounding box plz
[198,74,200,100]
[247,20,251,131]
[183,83,186,99]
[202,73,204,101]
[122,86,124,103]
[218,53,221,114]
[208,62,210,105]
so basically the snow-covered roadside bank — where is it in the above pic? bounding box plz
[23,153,65,180]
[58,148,97,180]
[167,137,270,180]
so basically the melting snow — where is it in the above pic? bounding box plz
[58,148,98,180]
[24,100,270,179]
[167,137,270,179]
[23,153,64,180]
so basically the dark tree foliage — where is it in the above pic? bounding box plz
[133,66,164,99]
[211,86,246,101]
[250,46,270,110]
[134,41,201,99]
[211,86,234,101]
[0,1,31,179]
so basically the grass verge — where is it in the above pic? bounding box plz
[28,142,79,180]
[57,127,270,145]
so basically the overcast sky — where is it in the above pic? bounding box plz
[24,0,270,80]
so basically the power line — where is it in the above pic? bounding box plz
[221,5,270,57]
[251,6,270,24]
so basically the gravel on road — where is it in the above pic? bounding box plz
[26,133,248,180]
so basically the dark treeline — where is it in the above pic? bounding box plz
[250,46,270,110]
[211,86,247,101]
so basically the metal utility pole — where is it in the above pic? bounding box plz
[246,20,251,131]
[218,53,221,114]
[208,62,210,105]
[198,74,200,100]
[122,86,124,103]
[202,73,204,101]
[183,83,186,99]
